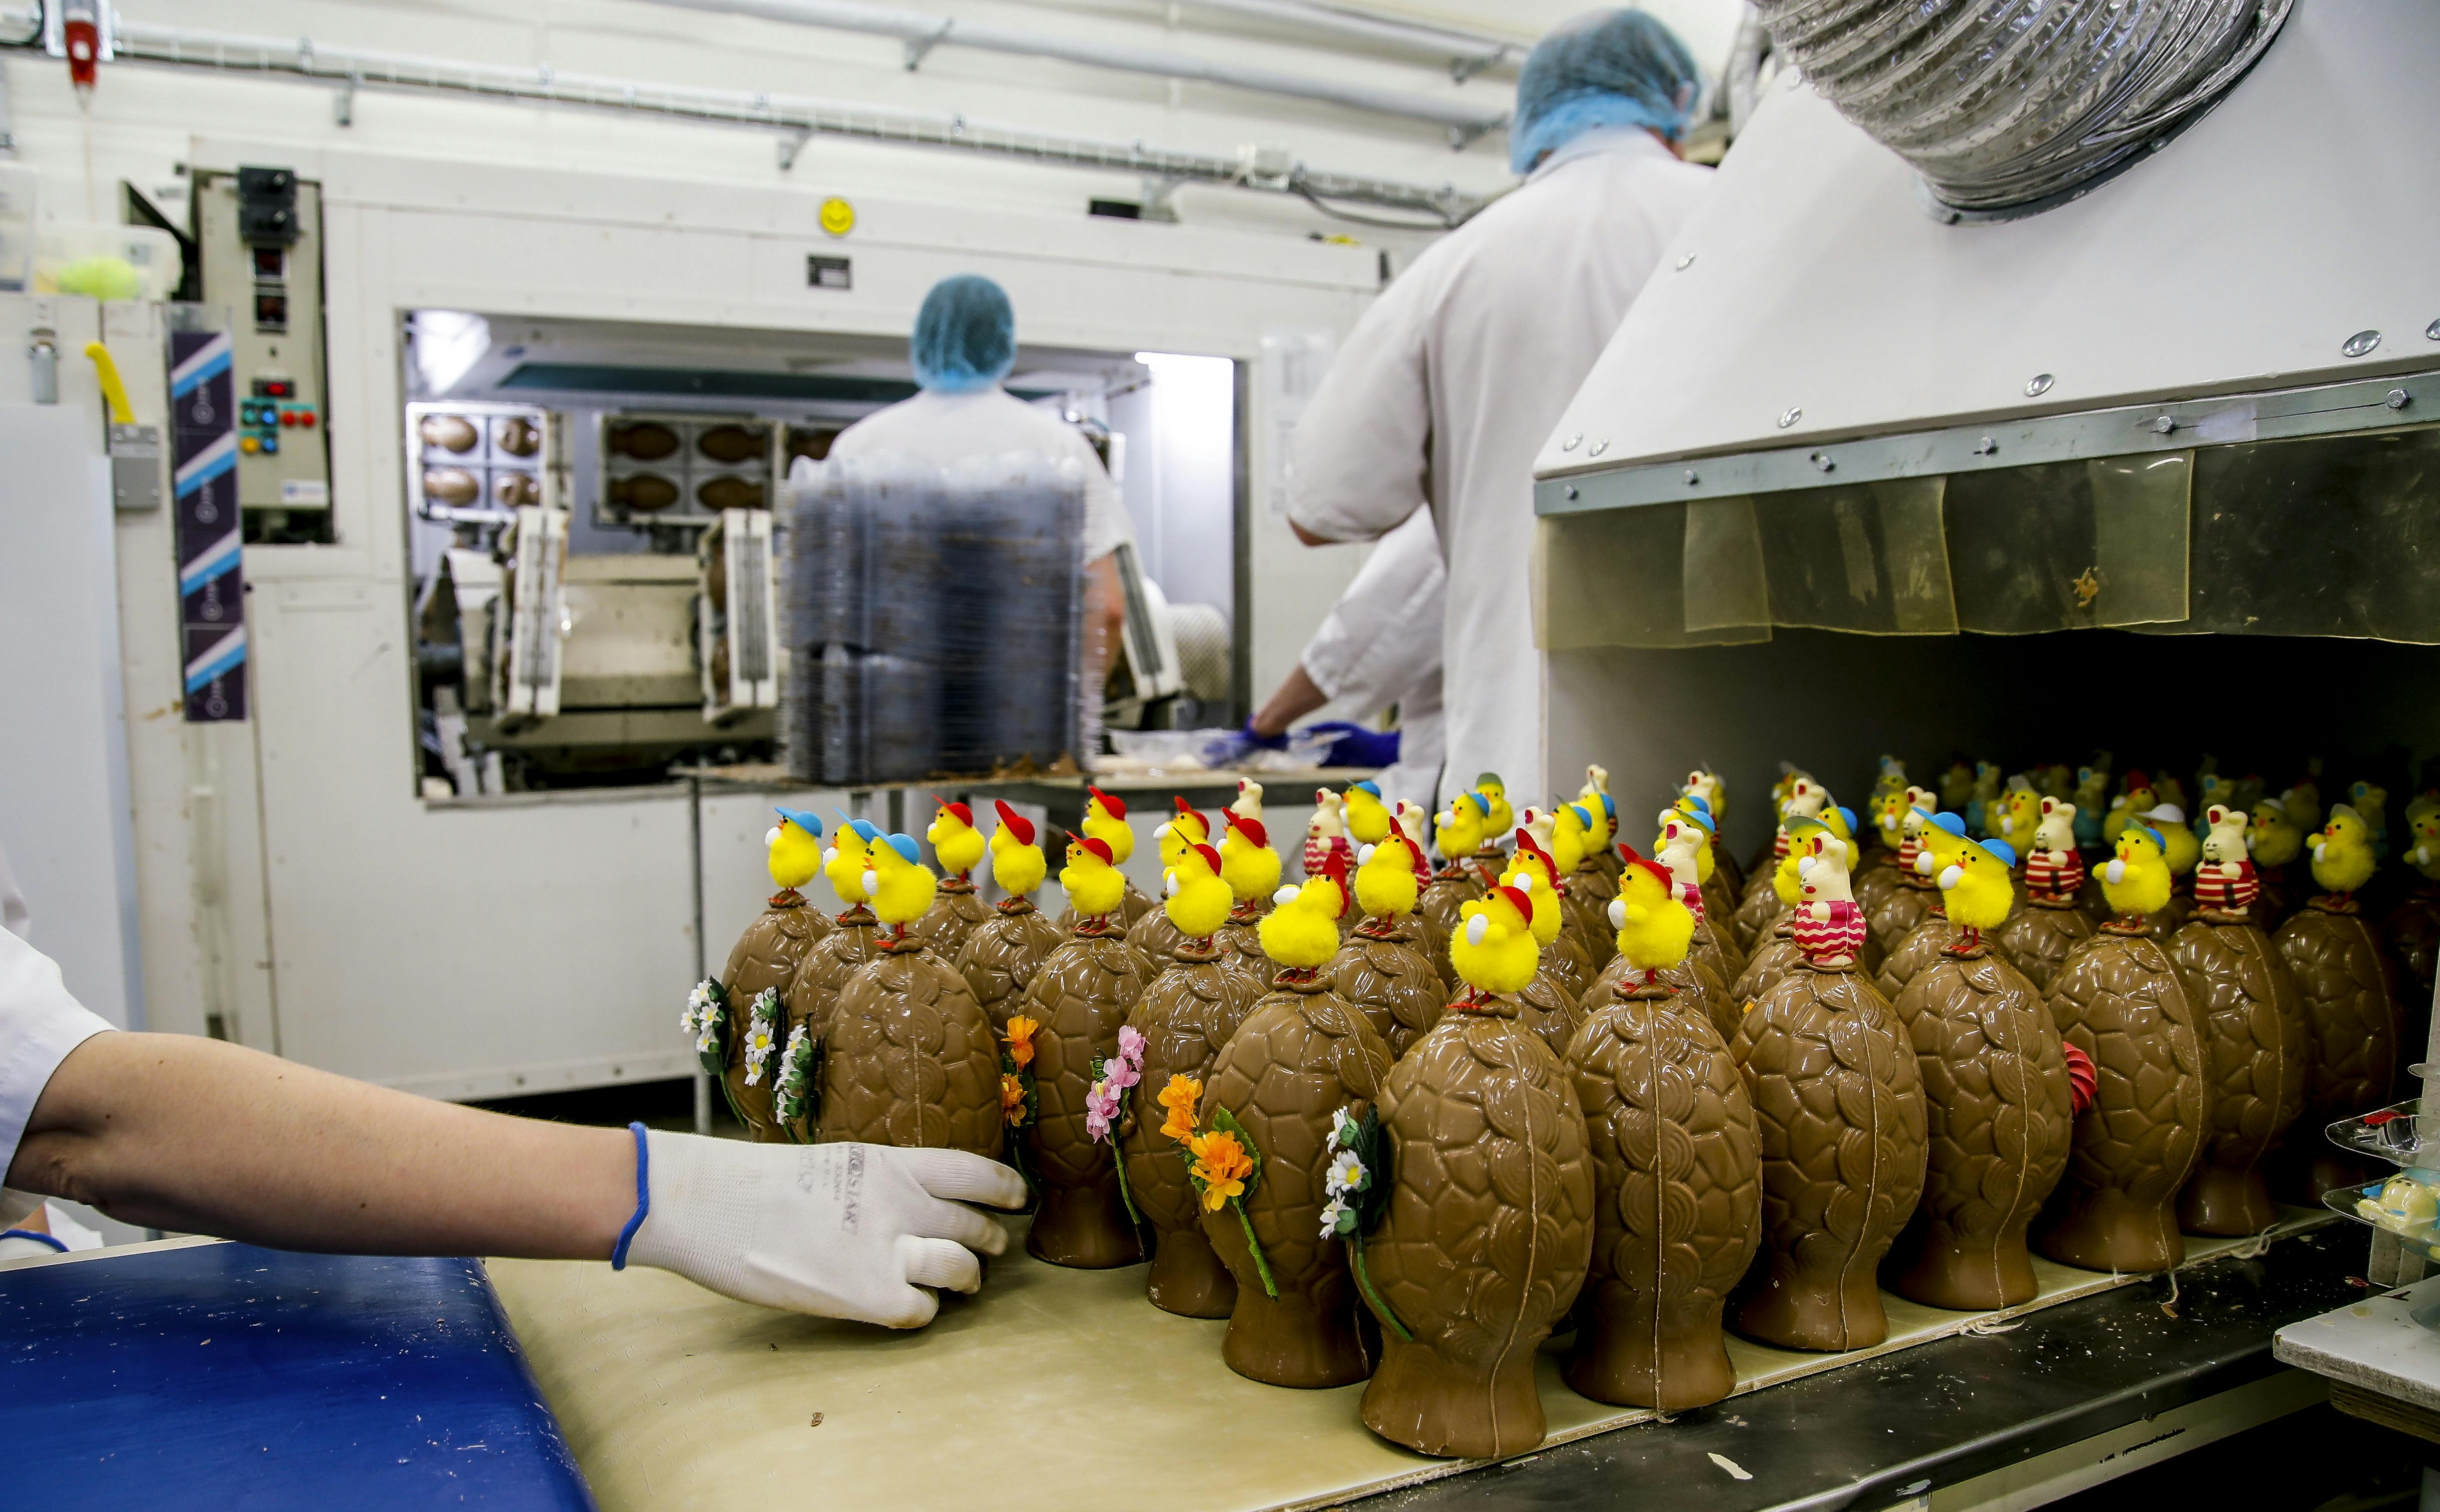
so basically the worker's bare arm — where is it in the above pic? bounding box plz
[6,1032,632,1260]
[1251,663,1329,738]
[1083,550,1126,688]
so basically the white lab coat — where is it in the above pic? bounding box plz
[825,386,1134,563]
[1299,510,1445,812]
[1287,129,1710,804]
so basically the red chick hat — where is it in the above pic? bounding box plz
[1319,847,1354,917]
[992,799,1035,846]
[1069,835,1115,865]
[1185,841,1222,875]
[1088,786,1127,820]
[1513,828,1556,870]
[1224,809,1270,848]
[1171,796,1208,833]
[1490,884,1536,922]
[932,795,973,827]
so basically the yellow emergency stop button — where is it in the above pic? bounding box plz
[819,196,855,237]
[239,434,261,455]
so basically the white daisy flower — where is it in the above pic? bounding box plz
[1325,1149,1366,1198]
[1329,1106,1358,1147]
[1318,1196,1350,1240]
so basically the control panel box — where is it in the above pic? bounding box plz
[193,167,331,512]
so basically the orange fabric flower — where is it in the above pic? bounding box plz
[1157,1074,1202,1145]
[1003,1015,1039,1069]
[1189,1129,1252,1211]
[1000,1072,1026,1126]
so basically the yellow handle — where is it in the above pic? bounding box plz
[83,340,134,425]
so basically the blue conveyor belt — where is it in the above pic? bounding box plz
[0,1243,593,1509]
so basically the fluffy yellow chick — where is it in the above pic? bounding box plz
[1499,831,1565,948]
[2248,798,2302,869]
[1450,884,1541,998]
[1435,790,1490,861]
[1915,810,1970,884]
[764,806,825,894]
[1060,835,1129,921]
[1583,763,1620,845]
[2404,794,2440,880]
[1821,802,1863,871]
[1551,801,1591,878]
[989,801,1047,898]
[1258,875,1346,971]
[1220,809,1282,905]
[1996,780,2043,849]
[1355,832,1422,921]
[1081,787,1136,864]
[2351,781,2391,858]
[925,799,984,880]
[1606,852,1694,984]
[824,816,877,909]
[2308,803,2378,900]
[1873,753,1908,797]
[1473,773,1515,839]
[1154,796,1210,870]
[2102,772,2157,846]
[1936,835,2017,945]
[2283,772,2324,836]
[1939,758,1976,815]
[2099,823,2173,921]
[1871,788,1911,853]
[2142,804,2199,878]
[862,833,938,939]
[1343,780,1392,847]
[1163,840,1233,941]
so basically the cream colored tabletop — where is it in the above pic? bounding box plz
[488,1210,2324,1512]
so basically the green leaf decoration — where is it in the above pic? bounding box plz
[1350,1233,1411,1343]
[1346,1106,1392,1235]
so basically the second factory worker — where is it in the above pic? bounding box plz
[1282,9,1712,803]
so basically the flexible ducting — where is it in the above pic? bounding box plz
[1753,0,2291,215]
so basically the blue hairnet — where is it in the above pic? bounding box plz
[1510,9,1702,173]
[910,274,1015,393]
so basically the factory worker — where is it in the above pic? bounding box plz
[1284,9,1711,804]
[1228,509,1446,810]
[826,273,1133,703]
[0,842,1020,1327]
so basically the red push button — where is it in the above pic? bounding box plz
[280,409,298,427]
[300,411,317,428]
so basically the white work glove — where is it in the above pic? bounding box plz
[623,1132,1026,1328]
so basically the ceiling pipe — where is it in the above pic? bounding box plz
[4,11,1486,223]
[634,0,1508,148]
[1171,0,1523,82]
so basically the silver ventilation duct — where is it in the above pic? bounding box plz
[1753,0,2291,216]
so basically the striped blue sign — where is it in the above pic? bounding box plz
[172,327,245,721]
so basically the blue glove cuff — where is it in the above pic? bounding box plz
[610,1122,650,1270]
[0,1228,67,1254]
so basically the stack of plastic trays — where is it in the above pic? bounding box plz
[936,453,1085,774]
[2323,1096,2440,1265]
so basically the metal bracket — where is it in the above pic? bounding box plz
[1444,114,1505,153]
[776,127,814,172]
[1448,46,1513,84]
[1138,174,1185,223]
[334,70,358,127]
[902,22,952,71]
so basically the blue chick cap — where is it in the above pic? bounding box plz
[1598,792,1615,819]
[1930,812,1968,838]
[1458,791,1489,818]
[1682,794,1712,817]
[882,833,921,865]
[1677,805,1714,836]
[834,811,882,843]
[1353,779,1381,798]
[1835,806,1857,836]
[2144,826,2165,848]
[1510,8,1702,172]
[774,806,824,837]
[911,274,1016,394]
[1980,838,2019,868]
[1567,802,1593,829]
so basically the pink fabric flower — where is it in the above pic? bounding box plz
[1085,1078,1119,1143]
[1107,1026,1145,1093]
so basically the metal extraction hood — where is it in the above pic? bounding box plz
[1534,1,2440,507]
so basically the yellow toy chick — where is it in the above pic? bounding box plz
[825,815,878,911]
[925,799,985,881]
[1915,810,1971,884]
[1821,802,1864,872]
[764,806,826,897]
[1355,829,1423,922]
[1081,786,1136,864]
[2404,794,2440,881]
[1220,809,1282,908]
[1435,789,1491,864]
[1551,801,1591,879]
[1499,831,1565,949]
[2282,770,2325,836]
[1343,779,1393,847]
[1605,851,1694,987]
[2142,804,2199,880]
[1257,874,1347,972]
[1996,779,2043,849]
[2099,823,2172,922]
[2308,803,2378,902]
[1154,796,1211,870]
[2102,772,2158,846]
[1935,834,2017,950]
[1060,835,1129,922]
[1451,884,1542,999]
[1872,788,1911,854]
[1473,773,1514,840]
[988,800,1046,897]
[2248,798,2302,869]
[862,833,938,942]
[1163,840,1233,942]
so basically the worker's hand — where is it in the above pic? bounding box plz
[1302,720,1399,769]
[1201,718,1289,768]
[624,1133,1027,1328]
